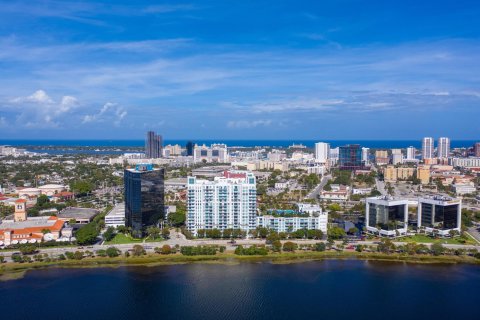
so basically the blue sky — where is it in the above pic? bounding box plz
[0,0,479,140]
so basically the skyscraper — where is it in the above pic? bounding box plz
[145,131,163,158]
[475,142,480,157]
[124,164,165,238]
[339,144,363,170]
[437,137,450,159]
[406,146,416,160]
[186,141,194,156]
[422,137,434,160]
[361,147,370,165]
[314,142,330,163]
[187,171,257,236]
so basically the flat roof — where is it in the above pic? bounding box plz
[0,216,56,230]
[106,203,125,218]
[58,207,99,219]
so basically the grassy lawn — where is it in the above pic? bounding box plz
[105,233,143,245]
[398,234,475,245]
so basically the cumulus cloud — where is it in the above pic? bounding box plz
[82,102,127,126]
[8,90,79,128]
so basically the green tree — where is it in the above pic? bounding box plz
[282,241,298,252]
[76,223,100,245]
[162,228,170,239]
[327,227,346,240]
[132,245,146,256]
[430,243,445,256]
[103,226,116,241]
[106,247,121,257]
[271,240,282,252]
[315,242,326,252]
[19,244,38,255]
[377,238,396,254]
[146,226,161,240]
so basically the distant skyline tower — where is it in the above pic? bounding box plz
[406,146,416,160]
[145,131,163,158]
[422,137,434,160]
[475,142,480,157]
[361,147,370,165]
[437,137,450,158]
[186,141,194,156]
[314,142,330,163]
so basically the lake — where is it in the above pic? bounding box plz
[0,260,478,320]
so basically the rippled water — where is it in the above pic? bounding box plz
[0,260,478,320]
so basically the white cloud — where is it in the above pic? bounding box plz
[8,90,79,128]
[0,116,7,127]
[82,102,127,126]
[227,119,272,128]
[11,90,54,104]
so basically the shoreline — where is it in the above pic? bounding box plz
[1,251,479,281]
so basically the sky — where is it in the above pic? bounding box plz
[0,0,479,140]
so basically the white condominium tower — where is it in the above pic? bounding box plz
[314,142,330,163]
[437,137,450,159]
[362,147,370,164]
[422,137,434,160]
[406,146,416,160]
[187,171,257,236]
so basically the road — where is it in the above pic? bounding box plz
[1,228,478,262]
[306,174,332,199]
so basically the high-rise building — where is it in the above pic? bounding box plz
[418,196,461,236]
[375,150,389,165]
[186,141,194,156]
[124,164,165,238]
[329,147,340,166]
[339,144,363,170]
[474,142,480,157]
[193,144,228,163]
[187,171,257,236]
[437,137,450,159]
[406,146,416,160]
[145,131,163,158]
[366,197,409,237]
[361,147,370,165]
[314,142,330,163]
[422,137,434,160]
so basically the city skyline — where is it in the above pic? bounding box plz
[1,0,480,140]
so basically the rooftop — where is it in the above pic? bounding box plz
[0,216,57,230]
[58,207,99,219]
[106,203,125,218]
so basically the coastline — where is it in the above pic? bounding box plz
[1,251,479,281]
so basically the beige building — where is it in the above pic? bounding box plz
[375,150,389,165]
[384,165,415,182]
[417,166,431,184]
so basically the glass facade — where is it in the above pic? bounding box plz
[369,203,405,230]
[422,203,458,229]
[339,144,363,170]
[124,167,165,238]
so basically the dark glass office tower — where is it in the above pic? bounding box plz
[339,144,363,170]
[145,131,163,158]
[124,164,165,238]
[186,141,194,156]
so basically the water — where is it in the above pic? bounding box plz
[0,260,478,320]
[0,139,478,149]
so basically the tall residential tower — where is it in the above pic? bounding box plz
[145,131,163,158]
[422,137,434,160]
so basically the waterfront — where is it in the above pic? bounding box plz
[1,260,479,320]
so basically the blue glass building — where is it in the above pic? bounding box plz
[339,144,364,170]
[124,164,165,238]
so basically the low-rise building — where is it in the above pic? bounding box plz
[256,203,328,233]
[105,203,126,228]
[57,207,99,224]
[320,185,349,201]
[452,183,476,195]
